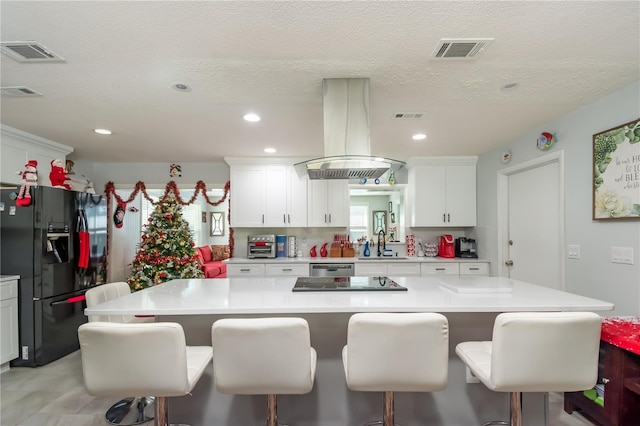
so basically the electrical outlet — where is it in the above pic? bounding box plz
[22,346,29,360]
[612,247,634,264]
[568,244,581,259]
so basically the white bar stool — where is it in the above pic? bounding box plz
[342,312,449,426]
[455,312,602,426]
[85,282,156,425]
[78,322,212,426]
[211,317,317,426]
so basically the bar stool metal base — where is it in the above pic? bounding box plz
[359,391,399,426]
[482,391,522,426]
[105,396,155,425]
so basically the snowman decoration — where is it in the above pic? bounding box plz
[16,160,38,206]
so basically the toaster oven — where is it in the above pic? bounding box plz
[247,234,277,258]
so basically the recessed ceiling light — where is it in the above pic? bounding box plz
[94,128,112,135]
[171,82,191,92]
[264,148,276,153]
[412,133,427,141]
[243,113,261,122]
[502,82,519,90]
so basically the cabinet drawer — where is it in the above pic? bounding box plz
[421,263,460,276]
[0,280,18,302]
[227,264,265,277]
[387,263,421,277]
[355,263,387,277]
[460,263,489,276]
[265,264,309,277]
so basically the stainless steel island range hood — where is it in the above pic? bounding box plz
[294,78,405,180]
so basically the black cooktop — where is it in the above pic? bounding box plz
[292,276,407,292]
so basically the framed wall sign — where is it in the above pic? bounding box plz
[593,118,640,220]
[210,212,225,236]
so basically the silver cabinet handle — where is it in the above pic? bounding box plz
[447,213,450,222]
[328,213,332,223]
[288,214,290,224]
[240,268,250,272]
[283,214,286,224]
[262,214,264,224]
[435,268,445,271]
[282,268,292,272]
[469,267,479,271]
[443,213,446,222]
[324,214,327,223]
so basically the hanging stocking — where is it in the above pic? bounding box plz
[113,201,126,228]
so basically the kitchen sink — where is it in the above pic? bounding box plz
[357,256,410,261]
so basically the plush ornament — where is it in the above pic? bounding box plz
[113,201,126,228]
[16,160,38,206]
[49,159,71,190]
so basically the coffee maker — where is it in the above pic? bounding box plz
[455,237,478,258]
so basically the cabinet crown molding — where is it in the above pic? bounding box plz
[1,125,73,157]
[406,156,478,168]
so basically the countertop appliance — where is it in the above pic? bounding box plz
[455,237,478,258]
[309,263,355,277]
[247,234,276,258]
[438,234,455,258]
[293,276,406,292]
[0,187,107,367]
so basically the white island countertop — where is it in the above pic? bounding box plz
[84,276,614,316]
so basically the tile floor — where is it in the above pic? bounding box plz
[1,351,597,426]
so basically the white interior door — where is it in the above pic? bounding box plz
[499,152,564,289]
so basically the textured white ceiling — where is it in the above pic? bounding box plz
[1,1,638,163]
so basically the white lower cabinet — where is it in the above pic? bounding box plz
[355,263,387,277]
[265,264,309,277]
[1,278,19,367]
[459,262,490,276]
[227,263,309,278]
[387,263,421,277]
[421,263,460,276]
[226,264,265,277]
[355,262,421,277]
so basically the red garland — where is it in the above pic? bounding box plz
[104,180,230,207]
[105,180,235,274]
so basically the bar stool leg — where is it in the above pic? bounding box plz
[510,391,522,426]
[267,394,277,426]
[155,396,168,426]
[383,391,394,426]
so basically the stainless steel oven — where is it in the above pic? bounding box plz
[247,234,276,258]
[309,263,355,277]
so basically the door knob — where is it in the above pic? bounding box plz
[505,260,514,266]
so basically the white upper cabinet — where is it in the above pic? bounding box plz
[407,157,477,227]
[230,164,266,227]
[227,159,308,228]
[307,180,349,227]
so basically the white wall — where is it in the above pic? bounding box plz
[476,81,640,316]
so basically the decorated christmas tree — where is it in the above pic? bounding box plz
[128,193,203,292]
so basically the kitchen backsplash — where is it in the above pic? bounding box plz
[231,227,477,259]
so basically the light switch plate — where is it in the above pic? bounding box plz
[611,247,634,264]
[568,244,581,259]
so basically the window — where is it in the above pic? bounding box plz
[349,203,369,242]
[141,190,203,246]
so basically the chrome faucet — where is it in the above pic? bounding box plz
[377,230,386,257]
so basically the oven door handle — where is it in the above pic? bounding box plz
[50,295,86,306]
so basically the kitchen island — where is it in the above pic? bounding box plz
[85,277,613,426]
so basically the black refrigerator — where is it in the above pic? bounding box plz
[0,186,107,367]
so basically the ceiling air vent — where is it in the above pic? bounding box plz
[0,86,43,97]
[394,112,424,119]
[1,41,65,63]
[431,38,494,60]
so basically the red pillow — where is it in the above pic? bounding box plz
[199,245,213,262]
